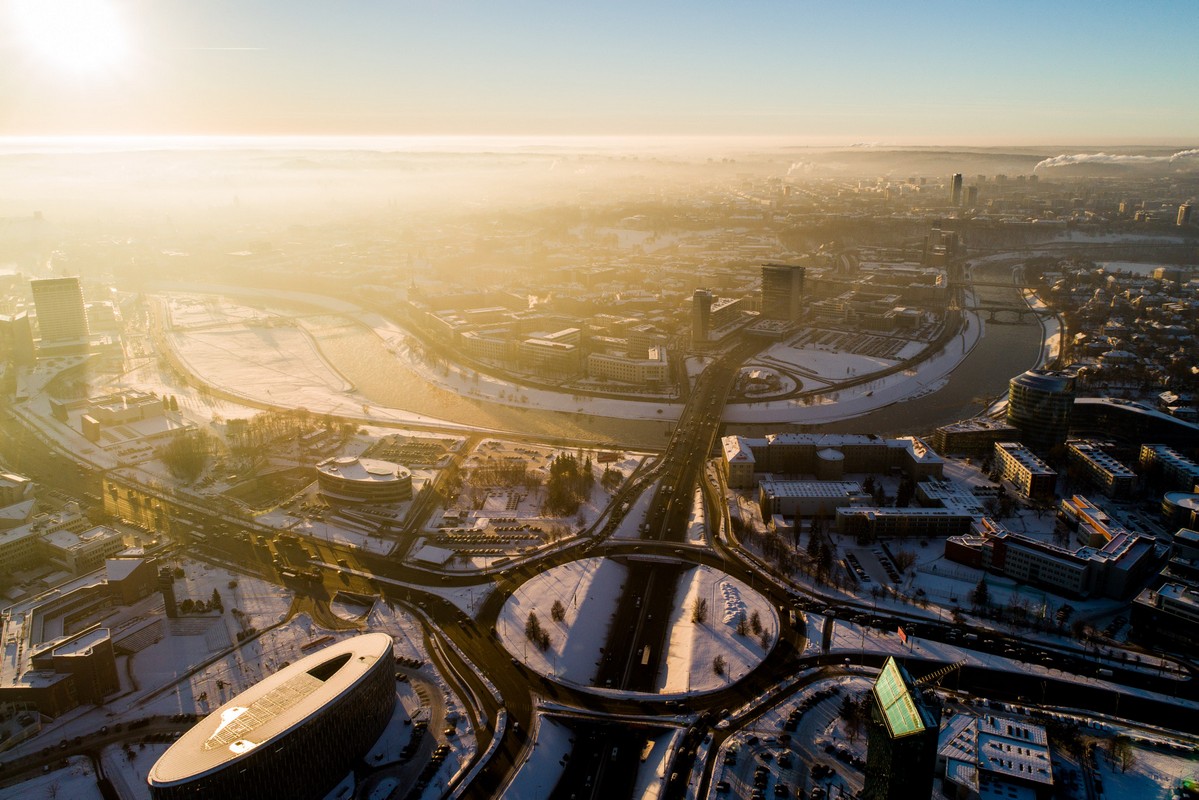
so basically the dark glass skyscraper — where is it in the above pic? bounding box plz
[863,657,940,800]
[1006,369,1076,453]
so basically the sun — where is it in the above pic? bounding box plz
[12,0,129,77]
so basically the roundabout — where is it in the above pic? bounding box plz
[495,556,779,696]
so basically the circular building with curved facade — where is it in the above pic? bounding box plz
[147,632,395,800]
[316,456,412,504]
[1006,369,1076,452]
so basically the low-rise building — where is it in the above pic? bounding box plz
[758,480,868,518]
[1131,583,1199,653]
[721,433,943,489]
[993,442,1057,501]
[946,521,1157,599]
[42,525,127,575]
[1162,492,1199,530]
[0,473,33,508]
[938,713,1054,800]
[1066,440,1136,497]
[0,504,90,574]
[932,418,1020,457]
[586,346,669,386]
[517,336,580,377]
[1139,444,1199,492]
[835,506,976,540]
[1055,495,1128,547]
[316,457,413,504]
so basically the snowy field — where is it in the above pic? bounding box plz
[759,340,899,383]
[499,557,627,683]
[658,565,777,693]
[724,312,983,425]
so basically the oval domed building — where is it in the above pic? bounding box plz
[148,633,395,800]
[316,456,412,504]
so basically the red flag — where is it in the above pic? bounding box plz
[898,626,908,645]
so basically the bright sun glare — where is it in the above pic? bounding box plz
[12,0,128,77]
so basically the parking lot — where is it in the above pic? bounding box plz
[708,677,869,800]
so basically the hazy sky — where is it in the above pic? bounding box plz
[2,0,1196,144]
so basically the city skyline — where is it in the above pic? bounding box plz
[2,0,1197,143]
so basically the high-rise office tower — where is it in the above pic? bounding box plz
[950,173,963,207]
[1007,369,1076,453]
[0,311,37,366]
[863,657,941,800]
[760,263,805,321]
[30,277,89,344]
[1179,202,1193,227]
[692,288,713,345]
[965,185,978,208]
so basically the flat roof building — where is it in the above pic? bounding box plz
[1066,441,1136,498]
[758,480,868,518]
[721,433,943,489]
[932,418,1020,457]
[761,263,805,322]
[947,522,1157,599]
[938,713,1054,800]
[994,442,1057,502]
[1132,582,1199,653]
[1139,444,1199,492]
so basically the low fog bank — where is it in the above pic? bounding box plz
[2,138,1194,225]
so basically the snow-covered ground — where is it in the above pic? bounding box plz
[659,565,777,693]
[415,441,645,569]
[497,557,776,695]
[0,756,105,800]
[1095,741,1199,800]
[499,557,627,683]
[100,741,171,800]
[724,312,984,425]
[501,716,574,799]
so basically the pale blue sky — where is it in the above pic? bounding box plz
[1,0,1195,142]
